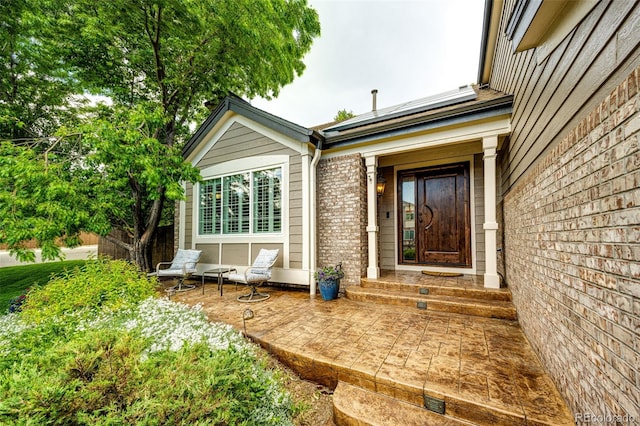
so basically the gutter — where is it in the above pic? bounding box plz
[308,139,323,296]
[323,95,513,148]
[477,0,504,86]
[477,0,494,85]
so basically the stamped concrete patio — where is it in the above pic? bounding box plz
[168,273,574,425]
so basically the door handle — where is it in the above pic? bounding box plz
[424,205,433,231]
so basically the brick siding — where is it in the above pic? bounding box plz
[317,153,368,287]
[504,66,640,419]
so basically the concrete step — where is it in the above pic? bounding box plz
[345,286,517,320]
[333,381,474,426]
[361,278,512,301]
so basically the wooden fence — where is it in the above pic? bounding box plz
[97,226,174,268]
[0,232,99,250]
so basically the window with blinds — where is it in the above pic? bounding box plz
[199,167,282,235]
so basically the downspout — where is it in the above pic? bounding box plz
[309,139,323,296]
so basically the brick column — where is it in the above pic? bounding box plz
[316,153,367,287]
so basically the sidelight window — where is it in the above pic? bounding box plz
[401,176,416,262]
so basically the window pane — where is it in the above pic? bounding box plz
[253,168,282,233]
[199,179,221,235]
[401,177,416,262]
[223,173,250,234]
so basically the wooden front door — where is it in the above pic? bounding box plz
[399,163,471,267]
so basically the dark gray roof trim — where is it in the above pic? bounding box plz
[183,94,323,158]
[324,95,513,148]
[477,0,494,85]
[325,86,477,132]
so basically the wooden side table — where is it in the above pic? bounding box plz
[201,268,237,296]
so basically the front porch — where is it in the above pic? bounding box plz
[168,272,573,425]
[363,135,504,289]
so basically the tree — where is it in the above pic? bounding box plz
[1,0,321,270]
[0,139,106,262]
[334,109,356,122]
[73,104,201,270]
[0,0,78,140]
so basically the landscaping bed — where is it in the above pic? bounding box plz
[0,259,334,425]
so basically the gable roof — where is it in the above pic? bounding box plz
[184,87,512,158]
[182,94,323,159]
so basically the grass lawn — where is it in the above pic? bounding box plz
[0,260,86,313]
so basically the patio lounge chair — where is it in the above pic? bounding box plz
[229,249,279,302]
[153,249,202,292]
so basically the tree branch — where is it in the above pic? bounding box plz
[128,172,145,239]
[101,233,133,252]
[141,192,164,246]
[143,4,168,108]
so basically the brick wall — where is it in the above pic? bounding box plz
[317,153,367,287]
[504,66,640,420]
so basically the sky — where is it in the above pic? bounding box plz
[251,0,486,127]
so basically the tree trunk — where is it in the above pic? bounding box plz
[131,238,153,272]
[127,120,174,272]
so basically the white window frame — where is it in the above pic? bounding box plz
[194,156,289,244]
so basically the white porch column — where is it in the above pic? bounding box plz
[365,156,380,279]
[483,136,500,288]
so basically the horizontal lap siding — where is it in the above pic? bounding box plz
[288,159,303,269]
[192,122,303,268]
[378,166,394,269]
[494,0,640,191]
[196,123,295,167]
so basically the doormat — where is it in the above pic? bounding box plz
[421,271,463,277]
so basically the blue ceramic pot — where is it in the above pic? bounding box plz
[318,278,339,300]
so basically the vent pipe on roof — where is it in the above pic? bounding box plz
[371,89,378,112]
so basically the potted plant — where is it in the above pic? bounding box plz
[314,263,344,301]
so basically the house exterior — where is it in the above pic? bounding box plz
[179,0,639,420]
[181,86,512,294]
[180,96,322,287]
[479,0,639,420]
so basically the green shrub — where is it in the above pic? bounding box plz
[0,289,298,425]
[0,329,293,425]
[20,258,156,325]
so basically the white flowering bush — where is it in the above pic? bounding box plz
[124,298,247,355]
[0,260,299,425]
[0,313,29,358]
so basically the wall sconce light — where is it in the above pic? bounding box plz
[376,172,386,197]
